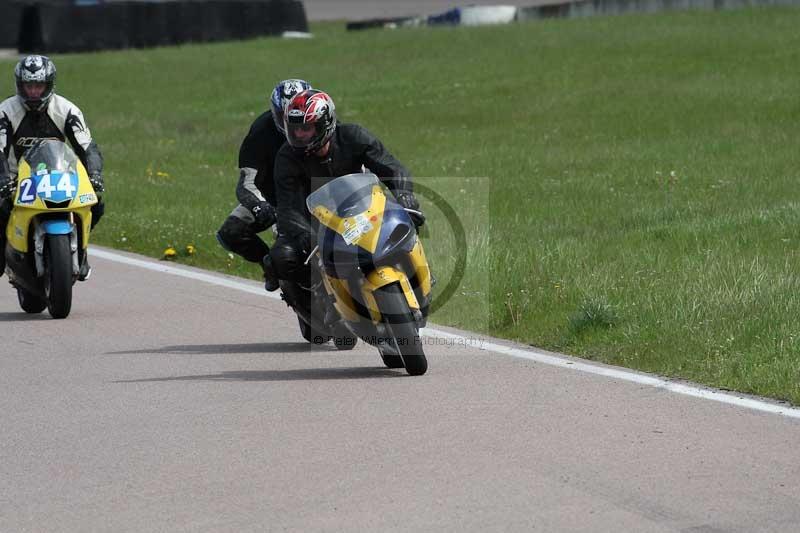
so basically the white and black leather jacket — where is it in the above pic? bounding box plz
[0,93,103,182]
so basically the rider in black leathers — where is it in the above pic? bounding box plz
[270,89,424,297]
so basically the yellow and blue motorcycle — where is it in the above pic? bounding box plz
[3,139,98,318]
[304,172,432,375]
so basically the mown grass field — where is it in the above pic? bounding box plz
[2,7,800,402]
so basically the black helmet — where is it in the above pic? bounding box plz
[15,55,56,111]
[284,90,337,155]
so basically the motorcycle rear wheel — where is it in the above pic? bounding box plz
[298,316,327,344]
[44,234,73,319]
[331,323,358,351]
[373,283,427,376]
[17,287,46,314]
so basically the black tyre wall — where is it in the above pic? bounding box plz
[0,2,24,49]
[18,0,308,54]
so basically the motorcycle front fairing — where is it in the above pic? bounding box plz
[318,197,417,279]
[6,140,97,254]
[308,173,428,325]
[5,140,97,283]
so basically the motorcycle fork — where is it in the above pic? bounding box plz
[32,216,79,277]
[362,266,421,324]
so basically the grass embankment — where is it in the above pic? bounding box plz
[2,8,800,402]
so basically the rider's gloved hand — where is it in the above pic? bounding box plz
[251,201,277,228]
[88,173,105,194]
[0,178,16,201]
[396,192,425,228]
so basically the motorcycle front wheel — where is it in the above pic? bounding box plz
[373,283,427,376]
[44,234,73,319]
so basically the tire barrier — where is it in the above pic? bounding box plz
[14,0,308,53]
[0,2,25,49]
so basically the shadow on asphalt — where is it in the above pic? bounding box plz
[0,312,48,321]
[114,367,403,383]
[106,342,336,355]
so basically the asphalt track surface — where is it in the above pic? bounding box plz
[2,246,800,532]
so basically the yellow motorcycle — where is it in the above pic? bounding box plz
[305,172,432,375]
[3,139,98,318]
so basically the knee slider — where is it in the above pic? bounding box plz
[216,216,249,251]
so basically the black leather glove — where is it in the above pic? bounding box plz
[251,201,277,227]
[0,178,15,201]
[396,192,425,228]
[88,173,105,193]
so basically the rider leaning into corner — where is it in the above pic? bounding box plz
[0,55,105,280]
[270,89,425,317]
[215,79,311,292]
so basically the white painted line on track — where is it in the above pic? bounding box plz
[425,329,800,419]
[92,248,281,300]
[92,247,800,420]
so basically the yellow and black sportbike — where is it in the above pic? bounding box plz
[302,172,432,375]
[3,139,98,318]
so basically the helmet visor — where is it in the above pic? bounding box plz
[22,82,46,99]
[286,122,320,149]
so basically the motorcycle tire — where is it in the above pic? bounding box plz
[331,323,358,351]
[298,316,328,344]
[373,283,427,376]
[44,234,73,319]
[17,287,46,314]
[379,351,404,369]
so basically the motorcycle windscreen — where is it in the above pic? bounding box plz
[17,140,80,205]
[308,172,412,250]
[307,172,380,219]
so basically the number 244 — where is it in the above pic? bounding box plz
[18,174,76,202]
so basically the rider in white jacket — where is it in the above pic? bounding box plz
[0,55,105,279]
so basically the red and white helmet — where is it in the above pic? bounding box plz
[284,90,337,155]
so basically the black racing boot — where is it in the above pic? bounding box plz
[262,253,279,292]
[78,252,91,281]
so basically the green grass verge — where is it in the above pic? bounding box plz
[2,7,800,402]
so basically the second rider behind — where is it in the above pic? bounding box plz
[216,79,311,291]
